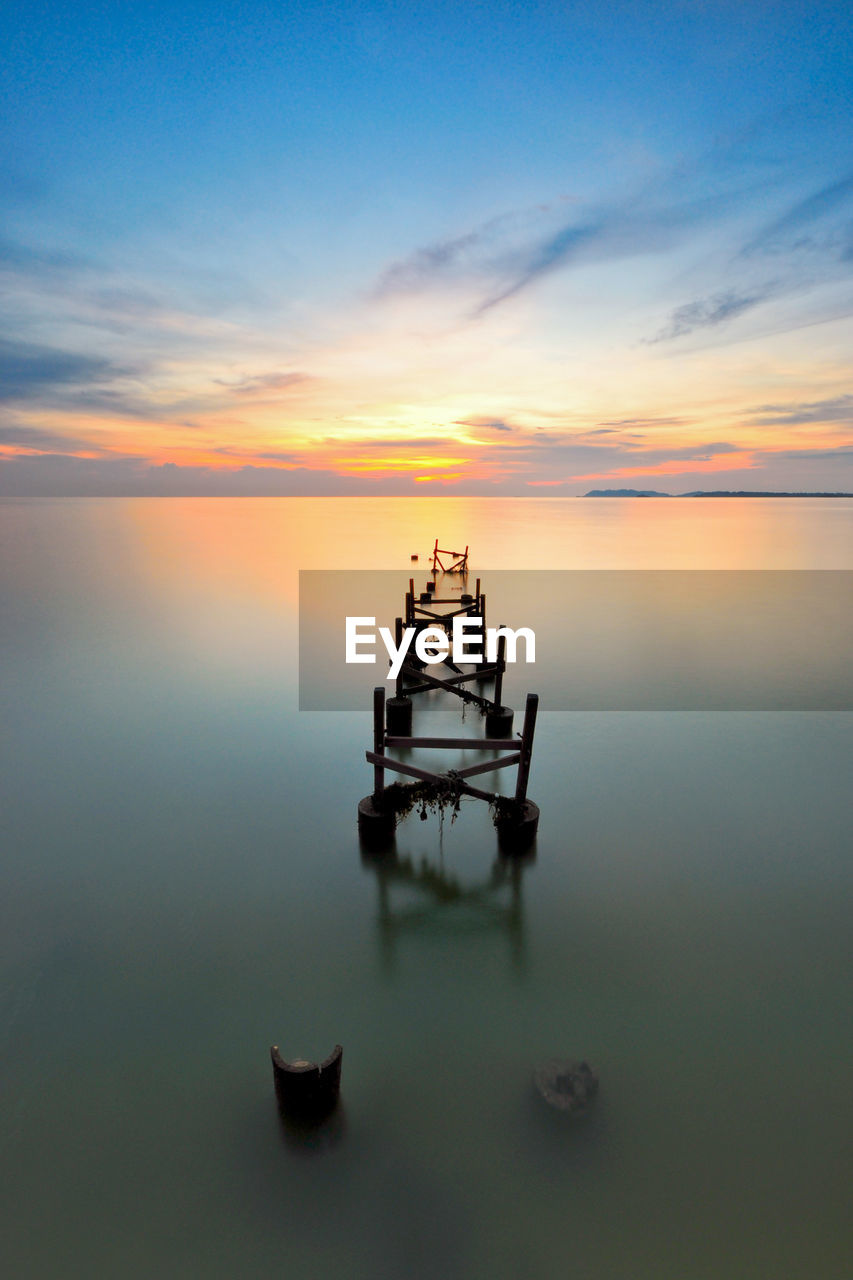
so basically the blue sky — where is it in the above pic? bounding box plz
[2,0,853,493]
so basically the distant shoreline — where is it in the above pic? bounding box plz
[582,489,853,498]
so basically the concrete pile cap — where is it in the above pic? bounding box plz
[534,1058,598,1114]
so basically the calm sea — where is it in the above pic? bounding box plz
[2,497,851,1278]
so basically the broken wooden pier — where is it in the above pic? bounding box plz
[358,685,540,851]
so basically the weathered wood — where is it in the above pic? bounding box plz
[364,751,495,802]
[401,682,495,703]
[384,735,518,750]
[413,596,471,606]
[452,753,520,780]
[494,630,506,708]
[403,661,500,686]
[514,692,539,803]
[373,686,385,794]
[395,617,404,698]
[409,603,477,619]
[431,540,469,573]
[401,666,492,707]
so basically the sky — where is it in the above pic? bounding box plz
[2,0,853,495]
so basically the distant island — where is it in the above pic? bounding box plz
[584,488,671,497]
[583,489,853,498]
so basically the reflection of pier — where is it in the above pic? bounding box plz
[360,843,532,974]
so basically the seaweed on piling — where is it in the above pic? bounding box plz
[489,794,526,829]
[372,777,523,835]
[373,775,465,830]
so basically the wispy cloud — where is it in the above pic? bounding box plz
[455,416,516,433]
[742,170,853,256]
[765,446,853,462]
[596,416,686,428]
[0,452,432,497]
[0,424,108,454]
[748,394,853,427]
[375,228,493,297]
[0,236,92,276]
[649,286,774,343]
[322,435,459,452]
[373,163,767,320]
[214,371,311,396]
[0,338,118,402]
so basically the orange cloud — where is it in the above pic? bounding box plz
[570,451,758,483]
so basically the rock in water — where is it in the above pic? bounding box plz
[534,1059,598,1114]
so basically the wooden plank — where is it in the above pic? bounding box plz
[385,735,518,750]
[410,607,450,622]
[402,663,497,688]
[453,753,520,780]
[414,598,472,607]
[514,692,539,802]
[373,686,385,793]
[494,631,506,708]
[365,752,496,803]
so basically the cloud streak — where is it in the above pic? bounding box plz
[747,394,853,427]
[743,169,853,256]
[649,287,775,343]
[0,338,118,403]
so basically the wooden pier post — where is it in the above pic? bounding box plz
[494,630,506,708]
[514,693,538,803]
[358,686,396,846]
[470,591,485,665]
[373,686,385,795]
[485,631,513,736]
[387,620,413,734]
[394,617,404,699]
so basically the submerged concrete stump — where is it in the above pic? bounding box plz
[495,799,539,853]
[357,794,396,849]
[534,1058,598,1115]
[386,696,413,735]
[485,705,513,737]
[271,1043,343,1121]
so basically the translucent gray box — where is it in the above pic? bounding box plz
[299,570,853,711]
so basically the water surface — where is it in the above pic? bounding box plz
[2,497,851,1277]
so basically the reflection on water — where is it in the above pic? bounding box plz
[301,568,853,710]
[1,497,851,1278]
[361,841,533,976]
[275,1096,347,1158]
